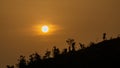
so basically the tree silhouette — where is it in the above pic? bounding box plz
[27,53,42,68]
[52,46,60,58]
[62,48,67,55]
[28,54,34,66]
[43,49,51,59]
[103,33,107,40]
[79,42,85,49]
[34,53,41,61]
[17,55,27,68]
[66,38,76,51]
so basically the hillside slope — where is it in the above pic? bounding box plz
[11,38,120,68]
[46,38,120,68]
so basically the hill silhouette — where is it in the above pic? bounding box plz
[7,37,120,68]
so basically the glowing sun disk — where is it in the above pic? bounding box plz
[41,25,49,33]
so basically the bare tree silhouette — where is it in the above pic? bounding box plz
[66,38,76,51]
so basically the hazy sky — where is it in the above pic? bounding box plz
[0,0,120,68]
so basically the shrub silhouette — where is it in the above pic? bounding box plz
[6,65,14,68]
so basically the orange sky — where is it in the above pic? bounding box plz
[0,0,120,68]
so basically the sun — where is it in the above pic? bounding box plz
[41,25,49,33]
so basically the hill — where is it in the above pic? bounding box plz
[7,37,120,68]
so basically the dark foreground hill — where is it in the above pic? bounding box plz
[47,38,120,68]
[7,37,120,68]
